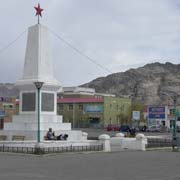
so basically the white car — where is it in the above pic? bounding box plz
[147,125,161,132]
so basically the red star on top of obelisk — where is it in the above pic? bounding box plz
[34,3,43,24]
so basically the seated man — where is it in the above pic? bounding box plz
[63,134,68,140]
[47,128,56,140]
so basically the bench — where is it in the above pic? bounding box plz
[0,135,7,141]
[12,135,25,141]
[43,135,56,140]
[44,135,48,140]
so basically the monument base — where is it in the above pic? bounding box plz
[0,129,84,141]
[4,114,71,131]
[0,114,84,141]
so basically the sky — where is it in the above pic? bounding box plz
[0,0,180,86]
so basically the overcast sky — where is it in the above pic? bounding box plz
[0,0,180,86]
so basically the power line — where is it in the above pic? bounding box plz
[0,27,113,74]
[0,29,27,55]
[48,28,112,74]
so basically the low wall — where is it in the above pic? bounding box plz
[0,140,101,148]
[110,133,147,151]
[0,140,103,154]
[0,130,87,141]
[0,133,148,153]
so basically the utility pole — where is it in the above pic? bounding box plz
[34,81,44,143]
[73,101,75,129]
[172,96,177,150]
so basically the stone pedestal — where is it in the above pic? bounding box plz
[99,134,111,152]
[3,114,71,141]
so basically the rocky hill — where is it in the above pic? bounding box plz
[82,62,180,105]
[0,83,19,97]
[1,62,180,105]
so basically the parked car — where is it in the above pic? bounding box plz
[176,126,180,132]
[138,125,147,132]
[106,125,120,131]
[119,125,130,132]
[106,124,112,131]
[146,125,161,132]
[113,125,120,131]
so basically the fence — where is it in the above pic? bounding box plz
[0,144,103,154]
[146,138,172,148]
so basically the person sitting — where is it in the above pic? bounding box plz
[143,125,147,132]
[47,128,56,140]
[57,133,68,140]
[129,127,136,137]
[63,134,68,140]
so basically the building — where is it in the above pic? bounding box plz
[144,105,180,129]
[0,97,17,129]
[167,105,180,128]
[57,87,132,128]
[4,87,131,129]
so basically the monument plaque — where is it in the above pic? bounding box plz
[22,92,36,111]
[41,93,54,112]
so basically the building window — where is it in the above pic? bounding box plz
[109,118,112,125]
[3,104,14,109]
[59,104,64,111]
[169,109,175,116]
[0,97,12,102]
[69,104,73,111]
[110,104,112,111]
[120,105,125,111]
[0,119,3,129]
[79,104,83,110]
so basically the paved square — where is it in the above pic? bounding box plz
[0,151,180,180]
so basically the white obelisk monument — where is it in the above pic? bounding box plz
[1,4,74,141]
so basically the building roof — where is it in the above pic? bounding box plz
[60,86,116,97]
[57,97,103,103]
[62,87,95,94]
[15,97,103,104]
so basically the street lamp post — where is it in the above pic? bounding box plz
[73,101,75,129]
[34,81,44,143]
[172,96,177,150]
[161,93,178,150]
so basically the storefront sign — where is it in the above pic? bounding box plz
[132,111,140,120]
[0,111,5,117]
[0,97,12,102]
[148,106,165,119]
[85,105,103,113]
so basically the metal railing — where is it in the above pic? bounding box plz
[146,138,172,148]
[172,136,180,150]
[176,137,180,148]
[0,144,103,154]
